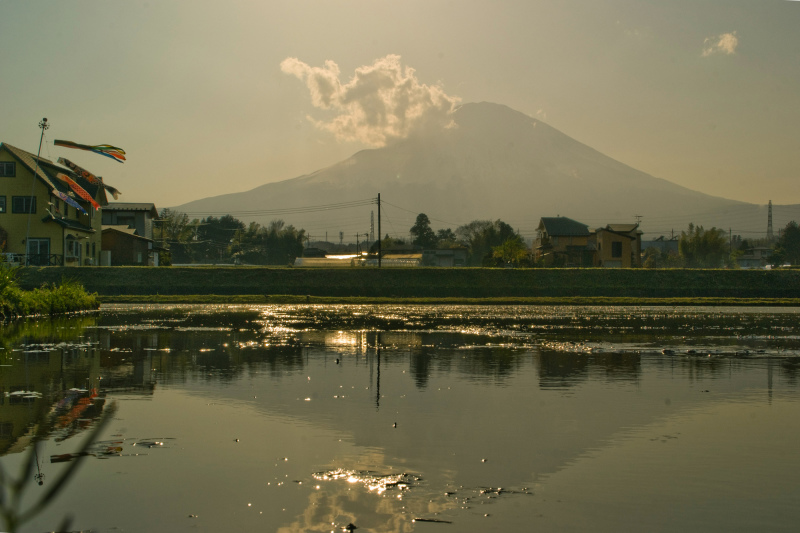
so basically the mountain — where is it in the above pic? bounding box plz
[174,102,794,240]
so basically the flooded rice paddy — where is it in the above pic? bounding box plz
[2,304,800,532]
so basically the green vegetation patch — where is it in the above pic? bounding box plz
[1,263,99,320]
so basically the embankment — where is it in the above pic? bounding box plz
[16,267,800,301]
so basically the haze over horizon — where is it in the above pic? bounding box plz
[4,1,800,211]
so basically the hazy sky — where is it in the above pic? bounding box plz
[3,0,799,211]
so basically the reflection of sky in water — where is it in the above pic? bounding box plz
[2,304,800,532]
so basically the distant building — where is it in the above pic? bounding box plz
[101,225,158,266]
[737,247,772,269]
[592,224,643,268]
[102,202,159,240]
[642,236,679,255]
[535,217,593,267]
[422,247,468,267]
[535,216,643,268]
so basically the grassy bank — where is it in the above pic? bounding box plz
[1,265,99,319]
[97,294,800,307]
[17,266,800,303]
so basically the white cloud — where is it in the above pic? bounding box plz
[702,31,738,57]
[280,55,460,146]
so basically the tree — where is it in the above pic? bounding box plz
[492,236,529,266]
[410,213,437,249]
[678,223,728,268]
[436,228,458,248]
[234,219,305,265]
[157,209,191,243]
[771,221,800,266]
[456,219,518,266]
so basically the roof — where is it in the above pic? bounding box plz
[605,224,639,233]
[43,213,95,233]
[103,224,139,236]
[102,225,154,243]
[105,202,158,216]
[0,143,109,207]
[538,217,590,236]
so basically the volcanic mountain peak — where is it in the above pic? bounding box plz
[174,101,779,235]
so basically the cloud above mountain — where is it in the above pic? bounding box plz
[702,31,739,56]
[281,55,460,146]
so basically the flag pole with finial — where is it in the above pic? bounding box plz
[25,118,49,265]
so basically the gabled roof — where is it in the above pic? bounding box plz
[0,142,109,207]
[538,217,590,236]
[103,224,139,236]
[102,225,154,243]
[105,202,158,216]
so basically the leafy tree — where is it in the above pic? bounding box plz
[156,209,191,243]
[492,236,529,266]
[678,223,728,268]
[410,213,438,249]
[642,247,683,269]
[456,219,518,266]
[771,221,800,266]
[234,219,305,265]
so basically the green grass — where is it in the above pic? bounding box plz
[97,294,800,307]
[1,263,99,319]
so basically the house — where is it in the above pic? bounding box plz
[737,247,772,269]
[642,236,679,255]
[102,202,159,240]
[422,247,468,267]
[535,216,643,268]
[0,143,110,266]
[101,225,158,266]
[592,224,643,268]
[535,217,593,267]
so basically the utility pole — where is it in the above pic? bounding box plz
[377,193,382,268]
[767,200,774,241]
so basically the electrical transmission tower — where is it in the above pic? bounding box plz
[370,211,375,242]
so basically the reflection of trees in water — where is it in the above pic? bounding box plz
[537,351,641,388]
[538,351,589,388]
[409,347,432,388]
[408,346,529,389]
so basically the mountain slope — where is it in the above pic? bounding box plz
[174,102,786,238]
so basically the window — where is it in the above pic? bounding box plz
[611,241,623,258]
[26,238,50,266]
[12,196,36,214]
[0,196,5,213]
[0,162,15,177]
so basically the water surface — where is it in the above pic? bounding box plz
[2,304,800,532]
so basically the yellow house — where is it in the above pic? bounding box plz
[535,216,593,267]
[592,224,643,268]
[0,142,109,266]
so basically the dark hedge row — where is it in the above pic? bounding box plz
[17,266,800,299]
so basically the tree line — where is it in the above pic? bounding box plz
[155,208,800,268]
[156,209,304,265]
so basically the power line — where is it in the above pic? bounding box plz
[182,198,376,217]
